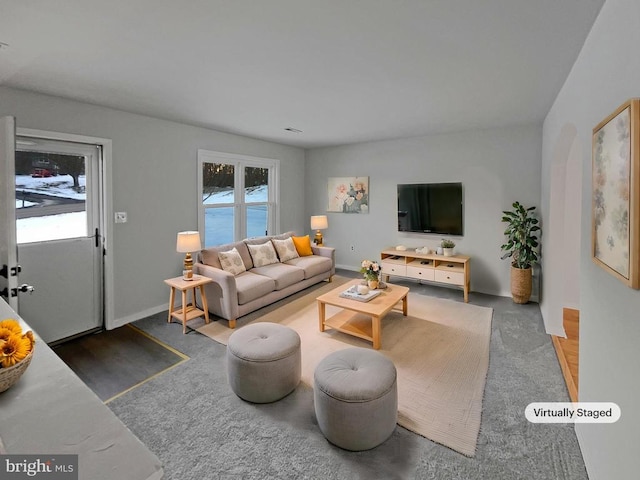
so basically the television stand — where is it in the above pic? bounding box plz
[380,248,471,302]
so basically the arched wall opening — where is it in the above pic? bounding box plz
[542,123,581,336]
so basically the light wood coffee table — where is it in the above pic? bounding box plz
[316,279,409,349]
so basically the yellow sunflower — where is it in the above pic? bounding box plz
[22,330,35,353]
[0,334,31,368]
[0,327,13,343]
[0,319,22,335]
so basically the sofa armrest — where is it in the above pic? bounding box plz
[312,245,335,261]
[194,262,239,321]
[312,246,336,275]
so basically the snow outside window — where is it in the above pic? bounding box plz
[198,151,279,247]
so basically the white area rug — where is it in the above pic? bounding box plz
[198,279,492,456]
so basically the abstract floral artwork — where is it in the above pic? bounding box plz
[327,177,369,213]
[592,98,639,288]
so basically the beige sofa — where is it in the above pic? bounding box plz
[194,232,335,328]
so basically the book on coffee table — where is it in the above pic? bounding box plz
[339,286,382,303]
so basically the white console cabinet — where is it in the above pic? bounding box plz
[381,248,471,302]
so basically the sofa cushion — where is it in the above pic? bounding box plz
[201,241,253,270]
[247,242,279,267]
[285,255,333,279]
[251,263,305,290]
[243,231,295,246]
[292,235,313,256]
[272,237,299,263]
[235,271,276,305]
[218,247,246,276]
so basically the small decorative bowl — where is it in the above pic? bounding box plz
[0,347,35,393]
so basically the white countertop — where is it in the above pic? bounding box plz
[0,299,163,480]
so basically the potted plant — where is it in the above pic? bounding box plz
[360,260,382,289]
[500,201,541,303]
[441,239,456,257]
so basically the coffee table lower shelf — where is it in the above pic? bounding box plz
[322,310,378,345]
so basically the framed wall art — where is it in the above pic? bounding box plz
[327,177,369,213]
[592,98,640,289]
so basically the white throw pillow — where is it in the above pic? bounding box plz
[271,237,300,263]
[218,247,247,276]
[247,242,279,267]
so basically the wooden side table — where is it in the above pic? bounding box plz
[164,274,212,334]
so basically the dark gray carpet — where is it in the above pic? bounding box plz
[107,272,588,480]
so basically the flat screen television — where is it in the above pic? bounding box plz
[397,182,463,235]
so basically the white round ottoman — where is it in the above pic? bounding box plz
[314,347,397,451]
[227,322,301,403]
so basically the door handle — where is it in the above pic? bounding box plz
[17,284,35,294]
[0,285,34,298]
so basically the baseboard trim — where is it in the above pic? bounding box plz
[110,303,169,330]
[336,263,359,271]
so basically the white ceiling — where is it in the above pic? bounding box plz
[0,0,604,148]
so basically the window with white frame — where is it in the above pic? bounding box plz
[197,150,279,247]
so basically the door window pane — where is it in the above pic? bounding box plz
[15,151,87,243]
[204,207,234,247]
[203,162,234,204]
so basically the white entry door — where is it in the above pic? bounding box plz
[13,132,104,343]
[1,120,105,343]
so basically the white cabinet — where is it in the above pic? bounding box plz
[406,260,436,281]
[381,249,470,302]
[380,261,407,277]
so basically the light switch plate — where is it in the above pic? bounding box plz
[115,212,128,223]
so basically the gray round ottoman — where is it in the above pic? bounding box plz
[227,322,301,403]
[314,347,397,451]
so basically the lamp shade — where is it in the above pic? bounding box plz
[176,231,201,253]
[310,215,328,230]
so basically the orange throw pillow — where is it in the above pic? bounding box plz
[292,235,313,256]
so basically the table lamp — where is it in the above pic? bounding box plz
[310,215,328,246]
[176,231,201,280]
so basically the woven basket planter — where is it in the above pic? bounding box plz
[0,347,35,393]
[510,265,532,304]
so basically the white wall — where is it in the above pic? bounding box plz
[0,86,305,325]
[541,0,640,478]
[305,124,542,297]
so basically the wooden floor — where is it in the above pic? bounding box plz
[551,308,579,402]
[53,324,189,403]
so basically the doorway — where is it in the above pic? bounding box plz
[15,134,105,343]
